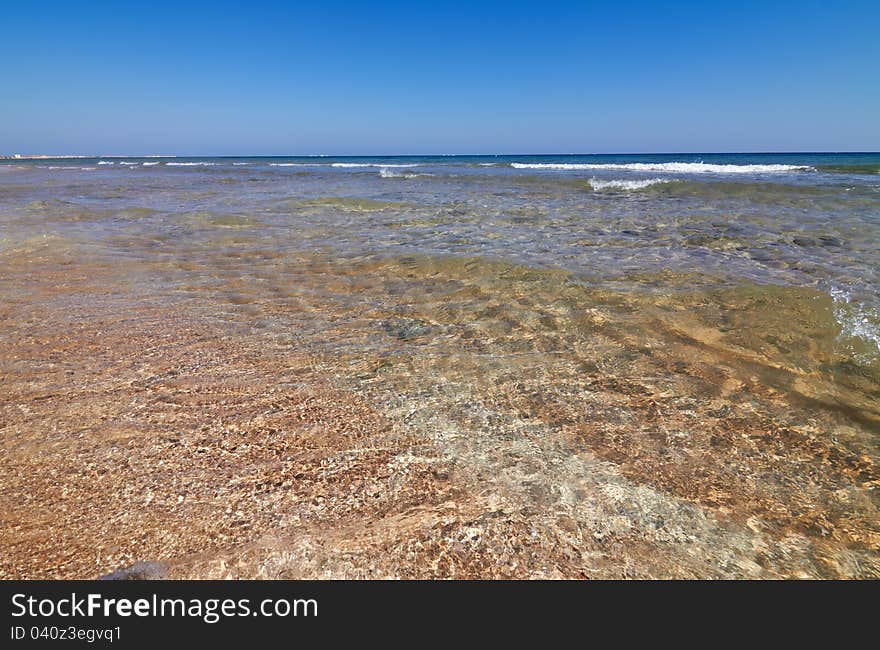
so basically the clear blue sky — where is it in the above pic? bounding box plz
[2,1,878,155]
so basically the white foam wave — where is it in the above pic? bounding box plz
[166,162,218,166]
[268,161,419,169]
[331,163,419,168]
[830,287,880,362]
[589,177,669,191]
[142,161,160,166]
[511,162,811,174]
[232,162,251,165]
[118,161,139,165]
[378,168,425,179]
[97,161,115,165]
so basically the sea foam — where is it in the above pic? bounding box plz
[511,162,811,173]
[378,168,424,179]
[831,287,880,362]
[331,163,419,168]
[589,178,669,190]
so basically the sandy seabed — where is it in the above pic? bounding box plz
[1,241,878,579]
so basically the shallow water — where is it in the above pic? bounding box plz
[3,154,878,360]
[1,153,878,577]
[2,154,879,444]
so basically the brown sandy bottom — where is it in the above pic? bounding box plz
[1,250,878,579]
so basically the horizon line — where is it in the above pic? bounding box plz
[4,150,879,159]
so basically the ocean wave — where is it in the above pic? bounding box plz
[269,163,314,167]
[510,162,812,173]
[379,168,425,179]
[830,287,880,363]
[589,177,670,191]
[331,163,419,168]
[97,161,115,165]
[816,163,880,175]
[166,162,219,166]
[232,162,252,165]
[118,161,139,165]
[142,161,160,166]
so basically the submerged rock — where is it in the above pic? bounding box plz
[382,317,434,340]
[98,561,168,581]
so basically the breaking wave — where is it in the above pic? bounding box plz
[331,163,420,168]
[589,178,670,191]
[378,168,426,179]
[511,162,812,174]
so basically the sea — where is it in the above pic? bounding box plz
[2,152,878,363]
[2,152,879,577]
